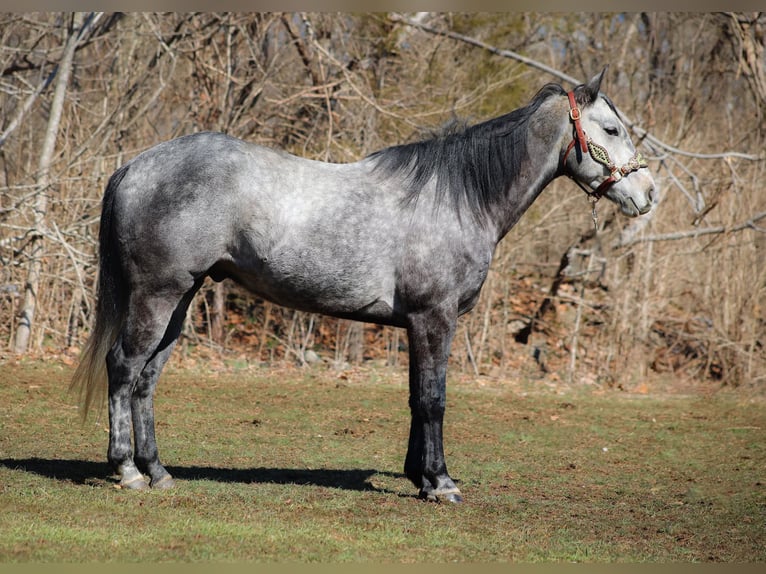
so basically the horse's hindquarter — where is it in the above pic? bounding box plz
[112,133,251,288]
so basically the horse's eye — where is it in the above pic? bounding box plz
[604,126,619,136]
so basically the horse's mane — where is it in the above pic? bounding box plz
[368,83,567,224]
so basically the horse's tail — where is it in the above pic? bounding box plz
[70,164,130,420]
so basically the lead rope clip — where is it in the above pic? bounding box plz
[589,195,600,233]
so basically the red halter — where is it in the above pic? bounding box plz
[563,90,648,199]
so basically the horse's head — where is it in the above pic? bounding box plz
[562,68,655,217]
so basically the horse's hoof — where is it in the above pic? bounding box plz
[151,475,176,490]
[440,491,463,503]
[419,488,463,503]
[119,475,149,490]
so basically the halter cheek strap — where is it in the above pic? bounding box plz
[563,90,648,200]
[567,91,588,161]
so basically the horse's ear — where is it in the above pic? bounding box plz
[584,67,608,102]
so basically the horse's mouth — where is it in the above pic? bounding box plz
[616,195,652,217]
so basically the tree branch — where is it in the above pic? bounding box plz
[389,13,580,85]
[0,12,103,151]
[0,68,57,149]
[615,210,766,248]
[389,13,763,163]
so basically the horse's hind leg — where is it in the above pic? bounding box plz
[129,341,178,489]
[107,282,200,489]
[130,284,201,488]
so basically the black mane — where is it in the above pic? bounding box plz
[368,83,567,224]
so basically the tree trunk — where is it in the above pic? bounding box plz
[14,13,93,354]
[210,282,225,344]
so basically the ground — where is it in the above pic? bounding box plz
[0,357,764,562]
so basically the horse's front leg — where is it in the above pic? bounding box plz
[404,305,462,503]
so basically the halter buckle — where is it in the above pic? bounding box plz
[569,107,581,122]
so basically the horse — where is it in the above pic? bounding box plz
[71,69,655,502]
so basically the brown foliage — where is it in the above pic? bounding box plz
[0,12,763,387]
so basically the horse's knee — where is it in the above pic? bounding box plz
[410,394,445,422]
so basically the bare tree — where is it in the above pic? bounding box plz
[0,12,763,386]
[13,12,100,354]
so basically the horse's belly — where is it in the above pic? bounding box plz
[218,255,401,325]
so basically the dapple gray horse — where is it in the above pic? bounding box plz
[72,69,654,502]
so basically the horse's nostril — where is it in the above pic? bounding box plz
[640,202,652,215]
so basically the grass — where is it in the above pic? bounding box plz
[0,357,764,562]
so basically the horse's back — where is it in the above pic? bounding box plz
[108,132,402,319]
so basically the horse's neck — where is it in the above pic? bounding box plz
[492,103,568,241]
[492,159,561,241]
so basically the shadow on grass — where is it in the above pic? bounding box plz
[0,457,408,495]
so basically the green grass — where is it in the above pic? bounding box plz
[1,358,764,562]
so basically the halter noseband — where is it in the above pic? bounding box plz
[563,90,648,199]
